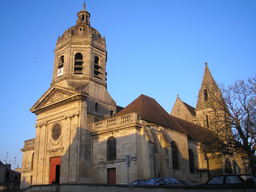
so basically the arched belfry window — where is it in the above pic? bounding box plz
[225,158,232,174]
[86,15,89,24]
[94,56,102,79]
[204,89,208,101]
[59,56,64,67]
[74,53,83,74]
[171,141,179,169]
[107,137,116,161]
[58,55,64,77]
[189,149,195,173]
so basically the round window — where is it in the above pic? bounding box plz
[52,124,61,140]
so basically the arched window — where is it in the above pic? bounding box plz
[31,153,34,170]
[171,141,179,169]
[74,53,83,74]
[204,89,208,101]
[189,149,195,173]
[225,158,232,174]
[59,56,64,67]
[58,55,64,77]
[107,137,116,161]
[94,56,102,79]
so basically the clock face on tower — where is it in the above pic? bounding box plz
[58,67,63,77]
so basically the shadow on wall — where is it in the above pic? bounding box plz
[73,124,195,184]
[55,125,186,184]
[25,122,228,186]
[19,176,29,192]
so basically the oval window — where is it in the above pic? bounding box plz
[52,124,61,140]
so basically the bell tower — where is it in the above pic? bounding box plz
[21,4,116,188]
[52,2,107,90]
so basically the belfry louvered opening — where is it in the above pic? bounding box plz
[74,53,83,74]
[94,56,102,79]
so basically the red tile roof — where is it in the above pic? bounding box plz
[114,94,187,134]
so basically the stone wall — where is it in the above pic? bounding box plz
[19,184,248,192]
[171,97,195,123]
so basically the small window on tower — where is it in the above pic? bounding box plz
[94,56,102,80]
[74,53,83,74]
[204,89,208,101]
[59,56,64,68]
[58,55,64,77]
[206,115,209,128]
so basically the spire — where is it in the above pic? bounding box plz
[201,62,217,89]
[195,63,220,110]
[83,0,85,10]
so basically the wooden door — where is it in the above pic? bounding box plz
[107,168,116,184]
[50,157,60,184]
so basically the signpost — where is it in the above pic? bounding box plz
[125,155,132,184]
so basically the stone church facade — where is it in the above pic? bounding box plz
[20,4,246,189]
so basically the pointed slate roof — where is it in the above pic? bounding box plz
[202,63,216,86]
[114,94,187,134]
[196,63,220,110]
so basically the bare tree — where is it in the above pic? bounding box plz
[202,74,256,174]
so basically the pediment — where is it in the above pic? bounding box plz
[40,89,73,107]
[30,87,78,113]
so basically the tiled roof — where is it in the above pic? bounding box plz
[182,101,196,116]
[114,94,187,134]
[172,116,214,143]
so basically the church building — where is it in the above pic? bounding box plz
[20,4,246,189]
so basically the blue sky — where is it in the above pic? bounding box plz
[0,0,255,169]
